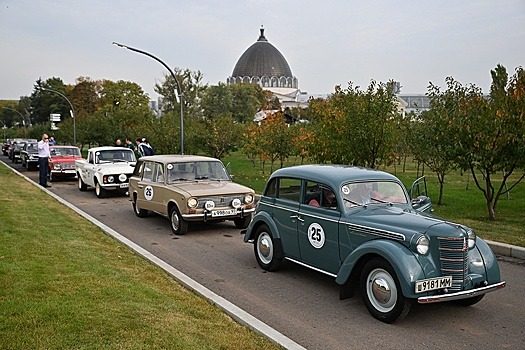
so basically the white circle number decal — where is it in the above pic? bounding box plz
[308,223,325,249]
[144,185,154,201]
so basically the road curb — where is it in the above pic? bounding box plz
[3,160,306,350]
[487,240,525,260]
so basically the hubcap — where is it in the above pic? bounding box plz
[171,212,180,231]
[367,268,397,312]
[257,232,273,264]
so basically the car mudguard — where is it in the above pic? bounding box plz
[472,238,502,284]
[336,239,425,299]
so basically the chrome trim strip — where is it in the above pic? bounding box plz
[417,281,506,304]
[345,222,405,241]
[285,257,337,278]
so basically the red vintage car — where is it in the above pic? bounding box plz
[48,145,82,181]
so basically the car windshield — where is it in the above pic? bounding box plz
[96,150,135,163]
[167,161,230,183]
[51,147,81,156]
[342,181,408,208]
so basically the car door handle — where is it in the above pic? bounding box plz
[138,185,144,189]
[290,214,304,222]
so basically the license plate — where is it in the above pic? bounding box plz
[120,183,129,188]
[211,209,237,217]
[415,276,452,293]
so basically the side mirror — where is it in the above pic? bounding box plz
[410,176,433,213]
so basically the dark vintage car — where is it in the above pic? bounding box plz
[20,141,40,171]
[8,142,24,163]
[129,155,255,235]
[243,165,505,323]
[48,145,82,181]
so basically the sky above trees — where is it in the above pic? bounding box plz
[1,0,524,100]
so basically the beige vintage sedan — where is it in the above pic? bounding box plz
[129,155,256,235]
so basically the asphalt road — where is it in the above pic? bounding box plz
[4,155,525,350]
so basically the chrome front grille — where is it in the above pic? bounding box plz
[197,195,243,209]
[438,236,468,291]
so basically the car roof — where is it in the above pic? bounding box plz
[138,154,222,163]
[270,164,401,188]
[88,146,132,152]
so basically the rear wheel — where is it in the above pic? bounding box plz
[360,257,412,323]
[254,224,282,271]
[170,206,188,235]
[78,176,87,191]
[234,214,252,229]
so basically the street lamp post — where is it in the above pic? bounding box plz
[2,107,28,136]
[112,41,184,154]
[39,87,76,145]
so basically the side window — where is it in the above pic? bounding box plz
[142,161,154,182]
[305,181,337,209]
[88,152,94,164]
[264,178,277,197]
[277,178,301,203]
[133,161,144,177]
[155,163,165,183]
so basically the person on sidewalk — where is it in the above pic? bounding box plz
[37,133,51,187]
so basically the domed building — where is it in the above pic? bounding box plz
[227,27,307,109]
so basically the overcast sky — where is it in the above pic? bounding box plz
[1,0,524,100]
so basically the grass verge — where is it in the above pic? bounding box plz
[0,163,282,350]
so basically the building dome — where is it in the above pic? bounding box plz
[227,27,298,90]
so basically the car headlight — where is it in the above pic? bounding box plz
[107,175,115,183]
[244,193,254,204]
[467,228,476,249]
[416,235,430,255]
[187,197,198,209]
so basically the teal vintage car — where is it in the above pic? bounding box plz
[243,165,506,323]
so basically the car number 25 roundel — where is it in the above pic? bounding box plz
[308,223,325,249]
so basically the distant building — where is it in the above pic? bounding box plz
[228,26,316,110]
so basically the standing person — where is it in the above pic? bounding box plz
[37,133,51,187]
[49,136,57,145]
[114,139,122,147]
[136,137,155,157]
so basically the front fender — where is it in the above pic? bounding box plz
[243,210,280,243]
[336,240,425,298]
[473,238,502,284]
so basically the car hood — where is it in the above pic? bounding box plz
[346,205,464,240]
[51,155,83,162]
[170,181,253,197]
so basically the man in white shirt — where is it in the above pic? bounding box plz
[37,133,51,187]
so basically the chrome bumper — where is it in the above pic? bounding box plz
[418,281,506,304]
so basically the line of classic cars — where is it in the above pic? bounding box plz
[1,141,507,323]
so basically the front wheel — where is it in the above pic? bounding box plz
[170,206,188,235]
[360,257,412,323]
[133,196,148,218]
[234,214,252,229]
[95,181,107,198]
[254,225,282,271]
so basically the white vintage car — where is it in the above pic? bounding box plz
[75,146,136,198]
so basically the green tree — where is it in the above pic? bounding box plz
[194,115,243,159]
[450,65,525,220]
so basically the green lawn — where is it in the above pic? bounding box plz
[0,163,283,350]
[223,152,525,248]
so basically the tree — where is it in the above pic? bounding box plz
[308,81,398,168]
[195,115,243,159]
[450,65,525,220]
